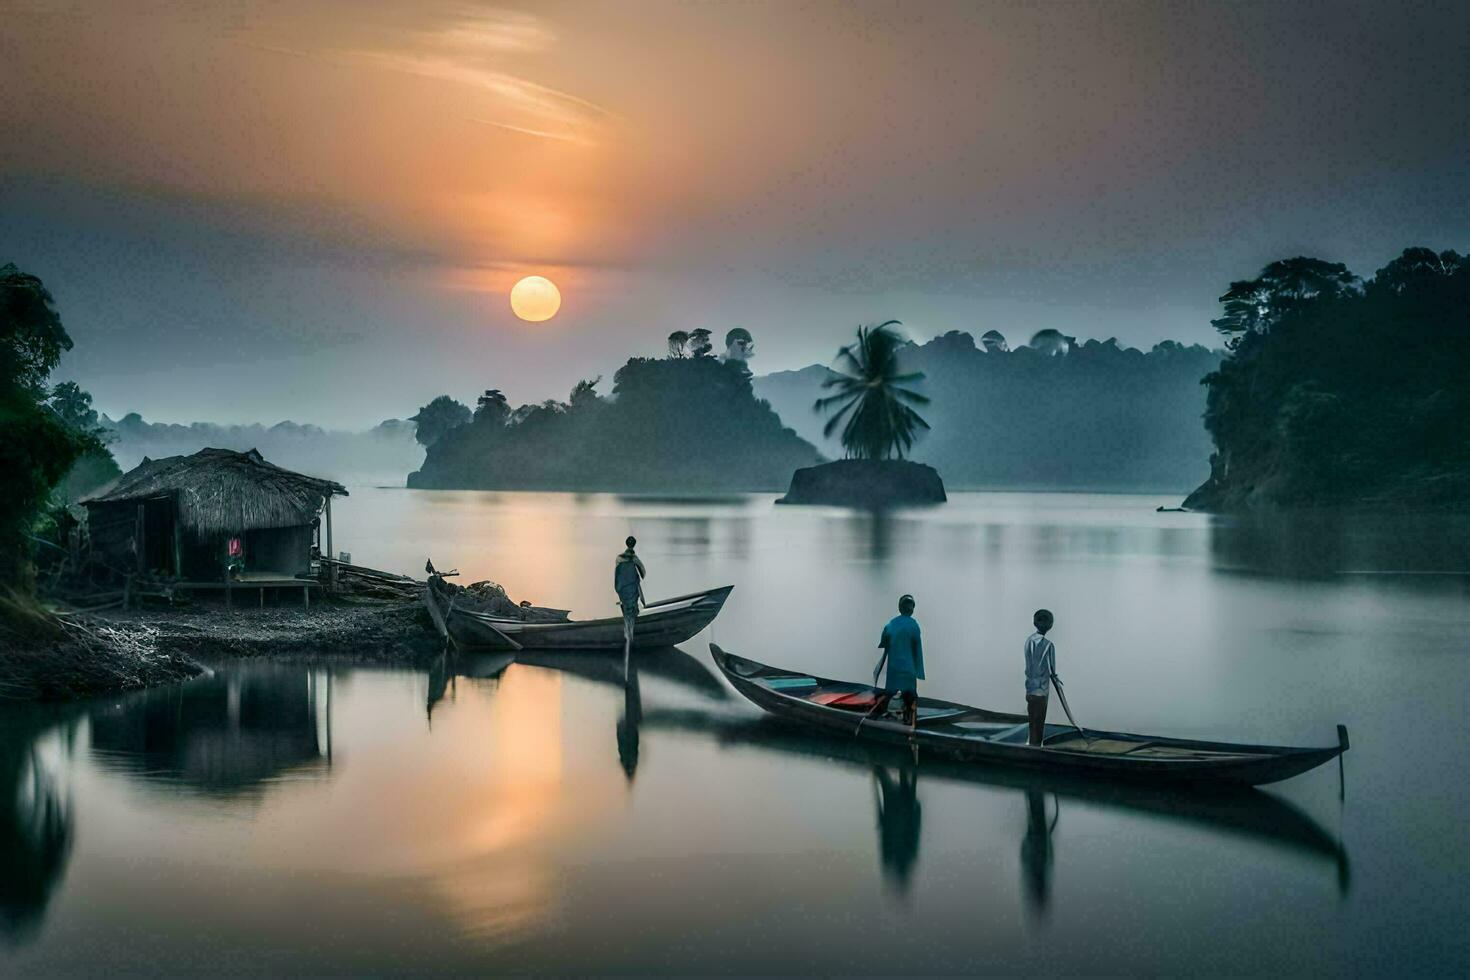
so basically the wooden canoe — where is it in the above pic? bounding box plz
[640,705,1350,883]
[710,644,1349,787]
[429,581,734,651]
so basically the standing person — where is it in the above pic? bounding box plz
[614,536,646,649]
[1024,609,1057,747]
[874,594,924,727]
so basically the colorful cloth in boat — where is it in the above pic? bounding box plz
[878,613,925,693]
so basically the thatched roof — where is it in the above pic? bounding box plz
[84,448,347,536]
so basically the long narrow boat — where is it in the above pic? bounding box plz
[710,644,1349,787]
[640,705,1350,886]
[428,578,734,651]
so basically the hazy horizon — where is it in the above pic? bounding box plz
[5,0,1467,427]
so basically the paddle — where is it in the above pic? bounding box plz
[620,587,717,610]
[1049,671,1093,745]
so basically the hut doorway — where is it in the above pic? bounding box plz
[135,496,177,576]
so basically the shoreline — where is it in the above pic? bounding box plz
[1,596,440,703]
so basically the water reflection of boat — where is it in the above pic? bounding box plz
[641,708,1350,891]
[87,666,331,796]
[513,647,727,701]
[712,645,1349,787]
[423,647,724,773]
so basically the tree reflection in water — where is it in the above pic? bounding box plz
[0,723,74,948]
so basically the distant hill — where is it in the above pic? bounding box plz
[101,414,421,486]
[755,332,1221,492]
[409,356,821,492]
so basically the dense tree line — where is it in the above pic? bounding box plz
[1185,248,1470,510]
[0,265,115,590]
[409,356,820,492]
[100,413,419,485]
[758,332,1220,491]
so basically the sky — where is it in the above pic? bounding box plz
[3,0,1468,427]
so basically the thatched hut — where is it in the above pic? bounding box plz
[83,448,347,590]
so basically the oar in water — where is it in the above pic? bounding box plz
[1049,671,1093,744]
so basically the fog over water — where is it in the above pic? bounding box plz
[3,490,1467,974]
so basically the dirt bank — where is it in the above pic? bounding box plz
[2,596,440,702]
[99,597,442,665]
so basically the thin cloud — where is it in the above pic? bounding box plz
[238,9,610,144]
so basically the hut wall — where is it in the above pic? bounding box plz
[85,499,175,577]
[85,501,139,574]
[179,534,227,581]
[245,525,313,577]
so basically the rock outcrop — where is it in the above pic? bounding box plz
[777,459,947,507]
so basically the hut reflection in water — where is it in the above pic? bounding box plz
[88,666,333,796]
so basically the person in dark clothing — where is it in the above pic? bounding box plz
[613,535,646,648]
[1024,608,1057,747]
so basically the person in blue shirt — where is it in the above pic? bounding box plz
[875,594,925,727]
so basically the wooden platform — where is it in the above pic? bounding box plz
[172,575,319,608]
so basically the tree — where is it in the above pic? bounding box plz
[1029,329,1073,356]
[0,264,72,398]
[1189,247,1470,511]
[814,321,931,460]
[48,381,104,437]
[474,388,510,423]
[410,395,471,447]
[0,265,91,588]
[666,331,689,358]
[569,376,602,409]
[1209,257,1359,350]
[687,328,713,358]
[46,381,120,502]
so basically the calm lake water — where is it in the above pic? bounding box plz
[3,491,1469,975]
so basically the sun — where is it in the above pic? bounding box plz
[510,275,562,322]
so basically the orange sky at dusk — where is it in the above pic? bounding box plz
[3,0,1466,424]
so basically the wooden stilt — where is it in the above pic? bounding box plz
[324,494,336,594]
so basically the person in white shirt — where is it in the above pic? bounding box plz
[1023,609,1057,747]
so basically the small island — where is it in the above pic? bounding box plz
[776,321,947,507]
[408,340,821,493]
[779,458,946,506]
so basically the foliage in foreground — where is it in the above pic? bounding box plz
[1185,248,1470,510]
[0,265,98,589]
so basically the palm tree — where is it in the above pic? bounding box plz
[814,321,930,460]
